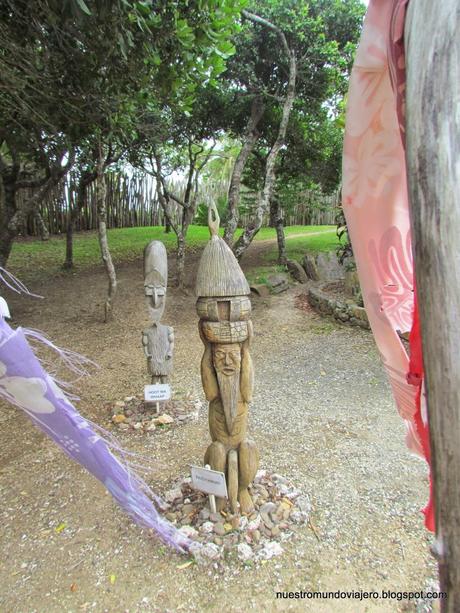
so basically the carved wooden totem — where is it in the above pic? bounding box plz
[196,205,259,514]
[142,241,174,384]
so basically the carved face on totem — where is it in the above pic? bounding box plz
[144,240,168,323]
[144,270,166,322]
[210,343,242,432]
[212,344,241,376]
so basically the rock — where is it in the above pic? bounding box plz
[165,512,176,522]
[133,422,143,430]
[247,515,261,531]
[266,273,289,294]
[178,525,198,539]
[257,485,269,499]
[223,523,233,533]
[271,474,288,485]
[279,522,289,530]
[302,254,320,281]
[124,396,135,402]
[231,516,240,530]
[164,488,182,503]
[114,401,125,408]
[181,504,195,516]
[112,414,126,424]
[191,542,221,565]
[255,469,267,482]
[284,487,301,500]
[316,251,344,281]
[124,409,133,417]
[200,521,214,534]
[296,495,312,515]
[146,422,156,432]
[286,259,308,284]
[213,536,223,546]
[156,414,174,425]
[250,284,270,298]
[117,423,130,430]
[258,541,283,560]
[290,510,308,524]
[213,522,226,536]
[271,525,281,537]
[251,529,261,543]
[237,543,254,562]
[344,269,361,299]
[261,525,272,538]
[260,511,274,529]
[278,499,292,511]
[260,502,277,515]
[209,512,221,522]
[199,508,210,521]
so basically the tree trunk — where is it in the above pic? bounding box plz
[64,212,74,270]
[63,171,97,269]
[233,49,297,261]
[96,154,117,322]
[0,169,17,268]
[0,226,14,268]
[176,231,186,290]
[270,196,287,265]
[33,209,50,241]
[223,96,265,246]
[405,1,460,609]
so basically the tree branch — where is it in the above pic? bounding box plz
[242,9,290,57]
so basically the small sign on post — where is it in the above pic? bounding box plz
[190,465,228,499]
[144,384,171,403]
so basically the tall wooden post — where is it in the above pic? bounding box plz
[405,1,460,609]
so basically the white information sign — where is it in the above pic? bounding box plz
[190,465,228,498]
[144,384,171,402]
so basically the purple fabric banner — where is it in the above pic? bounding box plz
[0,316,192,552]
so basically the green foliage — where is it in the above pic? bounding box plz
[335,202,353,264]
[213,0,365,222]
[195,196,229,226]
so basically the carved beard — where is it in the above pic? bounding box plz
[215,369,240,434]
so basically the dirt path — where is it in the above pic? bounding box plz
[0,246,438,613]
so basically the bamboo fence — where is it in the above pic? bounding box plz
[18,171,338,236]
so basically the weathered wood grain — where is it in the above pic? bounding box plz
[405,0,460,607]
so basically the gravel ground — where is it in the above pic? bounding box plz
[0,246,439,613]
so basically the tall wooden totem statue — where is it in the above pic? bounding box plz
[142,241,174,384]
[196,204,259,514]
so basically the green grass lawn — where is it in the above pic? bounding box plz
[8,224,339,280]
[264,228,340,263]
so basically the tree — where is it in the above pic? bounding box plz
[218,0,364,259]
[135,88,226,289]
[0,0,246,316]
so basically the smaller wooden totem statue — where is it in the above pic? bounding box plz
[196,204,259,514]
[142,241,174,384]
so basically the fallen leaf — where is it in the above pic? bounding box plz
[70,583,77,592]
[176,560,194,570]
[55,522,67,534]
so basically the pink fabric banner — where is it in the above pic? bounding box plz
[342,0,433,529]
[342,0,422,455]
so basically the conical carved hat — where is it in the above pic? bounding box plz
[195,234,250,297]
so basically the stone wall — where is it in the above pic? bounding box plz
[307,284,370,330]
